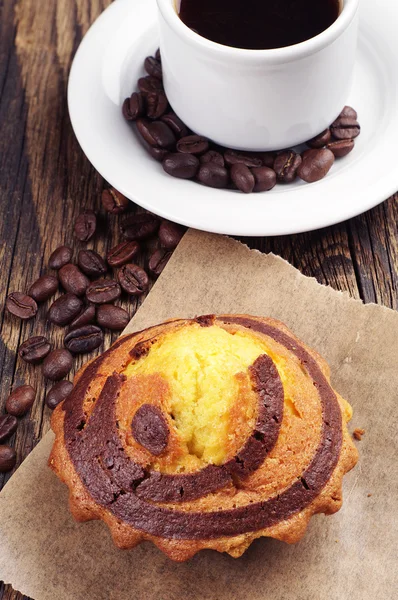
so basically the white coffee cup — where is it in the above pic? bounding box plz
[156,0,359,151]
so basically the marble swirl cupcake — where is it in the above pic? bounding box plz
[50,315,358,561]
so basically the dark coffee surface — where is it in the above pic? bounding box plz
[179,0,340,50]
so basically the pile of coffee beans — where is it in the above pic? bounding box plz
[0,385,36,473]
[122,50,361,192]
[2,190,185,473]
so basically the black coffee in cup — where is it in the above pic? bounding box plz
[178,0,341,50]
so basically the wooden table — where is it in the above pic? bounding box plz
[0,1,397,598]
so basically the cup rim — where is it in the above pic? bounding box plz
[156,0,360,63]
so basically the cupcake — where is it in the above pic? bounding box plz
[50,314,358,561]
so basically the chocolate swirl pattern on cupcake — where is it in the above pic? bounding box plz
[50,315,358,561]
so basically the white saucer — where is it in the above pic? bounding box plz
[68,0,398,236]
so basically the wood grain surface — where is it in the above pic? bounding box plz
[0,1,397,599]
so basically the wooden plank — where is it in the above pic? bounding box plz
[0,585,29,600]
[0,0,34,493]
[0,3,107,598]
[348,194,398,309]
[0,0,98,488]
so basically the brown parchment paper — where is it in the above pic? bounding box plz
[0,229,397,600]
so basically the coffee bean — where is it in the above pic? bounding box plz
[144,56,163,79]
[136,118,176,148]
[107,241,140,268]
[48,246,73,270]
[162,153,199,179]
[251,167,277,192]
[137,122,156,146]
[200,150,225,167]
[59,264,90,296]
[0,445,16,473]
[43,349,73,381]
[78,250,107,278]
[331,117,360,140]
[122,92,145,121]
[155,48,161,61]
[298,148,335,183]
[28,275,58,302]
[120,213,160,241]
[101,188,129,214]
[64,325,104,354]
[230,163,255,193]
[46,381,74,410]
[97,305,130,331]
[274,150,302,183]
[326,139,355,158]
[6,385,36,417]
[197,164,229,188]
[0,415,18,443]
[122,98,133,121]
[48,293,83,326]
[86,279,121,304]
[256,152,276,168]
[160,113,188,138]
[224,150,262,168]
[138,75,163,94]
[148,248,173,277]
[158,220,185,249]
[69,304,96,330]
[177,135,209,155]
[6,292,38,320]
[118,264,149,296]
[307,129,332,149]
[130,92,146,117]
[148,145,169,162]
[19,336,51,364]
[146,91,168,120]
[339,105,357,119]
[74,210,97,242]
[301,149,314,161]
